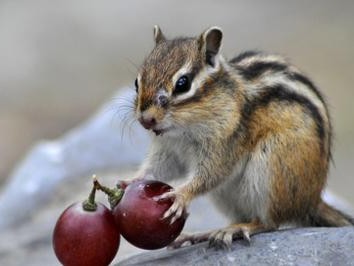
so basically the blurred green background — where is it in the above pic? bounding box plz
[0,0,353,206]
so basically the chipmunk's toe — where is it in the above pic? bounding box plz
[154,190,188,224]
[168,232,211,249]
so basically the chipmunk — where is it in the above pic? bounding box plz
[131,25,354,248]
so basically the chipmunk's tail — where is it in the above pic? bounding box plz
[309,200,354,227]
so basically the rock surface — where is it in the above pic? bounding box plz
[117,227,354,266]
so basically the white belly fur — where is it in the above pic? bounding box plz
[209,150,271,224]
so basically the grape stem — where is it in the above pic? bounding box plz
[82,184,98,212]
[93,177,124,209]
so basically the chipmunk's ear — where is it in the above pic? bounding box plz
[153,25,166,45]
[198,26,223,67]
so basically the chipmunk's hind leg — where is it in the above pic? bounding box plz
[168,230,215,249]
[169,219,274,249]
[208,219,274,249]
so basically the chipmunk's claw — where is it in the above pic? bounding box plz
[168,232,210,249]
[208,230,233,250]
[154,190,188,224]
[168,233,193,249]
[208,226,253,250]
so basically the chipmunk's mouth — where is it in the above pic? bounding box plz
[153,129,164,136]
[152,126,172,136]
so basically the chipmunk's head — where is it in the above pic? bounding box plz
[134,25,224,136]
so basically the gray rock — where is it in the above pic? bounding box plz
[117,227,354,266]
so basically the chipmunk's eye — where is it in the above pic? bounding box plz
[134,78,139,93]
[174,75,190,94]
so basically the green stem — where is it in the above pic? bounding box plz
[82,185,98,212]
[94,178,124,209]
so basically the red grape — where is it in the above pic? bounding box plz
[113,180,186,250]
[53,187,120,266]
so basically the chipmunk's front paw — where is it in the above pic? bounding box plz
[154,189,189,224]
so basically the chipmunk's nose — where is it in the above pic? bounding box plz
[139,113,157,130]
